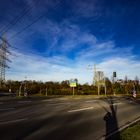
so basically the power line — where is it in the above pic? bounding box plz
[0,35,47,59]
[1,1,62,57]
[0,1,65,83]
[0,0,40,35]
[0,6,29,34]
[8,1,62,40]
[9,14,45,40]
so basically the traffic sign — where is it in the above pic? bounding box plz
[69,79,77,87]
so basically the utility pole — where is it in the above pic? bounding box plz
[46,87,47,96]
[94,64,106,95]
[88,64,106,95]
[19,83,22,96]
[24,76,27,96]
[24,76,27,90]
[0,36,10,88]
[94,64,96,85]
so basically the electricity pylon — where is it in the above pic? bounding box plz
[94,64,106,95]
[0,36,10,87]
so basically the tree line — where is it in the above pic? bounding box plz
[0,78,139,96]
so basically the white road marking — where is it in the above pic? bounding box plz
[42,101,71,106]
[42,99,54,102]
[68,107,94,113]
[129,100,139,104]
[0,118,28,125]
[112,102,123,106]
[85,100,97,103]
[50,102,71,105]
[18,101,32,103]
[0,108,15,111]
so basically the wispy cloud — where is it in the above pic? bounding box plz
[7,50,93,83]
[98,57,140,80]
[5,18,140,83]
[70,0,102,18]
[7,43,140,84]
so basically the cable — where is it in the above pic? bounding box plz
[8,1,62,40]
[9,14,45,40]
[1,1,62,57]
[0,36,48,59]
[0,0,40,35]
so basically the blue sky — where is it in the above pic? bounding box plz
[0,0,140,83]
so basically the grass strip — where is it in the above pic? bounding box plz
[120,122,140,140]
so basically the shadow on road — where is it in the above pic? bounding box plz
[103,96,121,140]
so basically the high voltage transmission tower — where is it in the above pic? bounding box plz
[0,36,10,87]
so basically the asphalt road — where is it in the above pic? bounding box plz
[0,96,140,140]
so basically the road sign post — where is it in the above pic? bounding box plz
[69,79,77,96]
[73,87,74,96]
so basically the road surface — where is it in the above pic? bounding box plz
[0,96,140,140]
